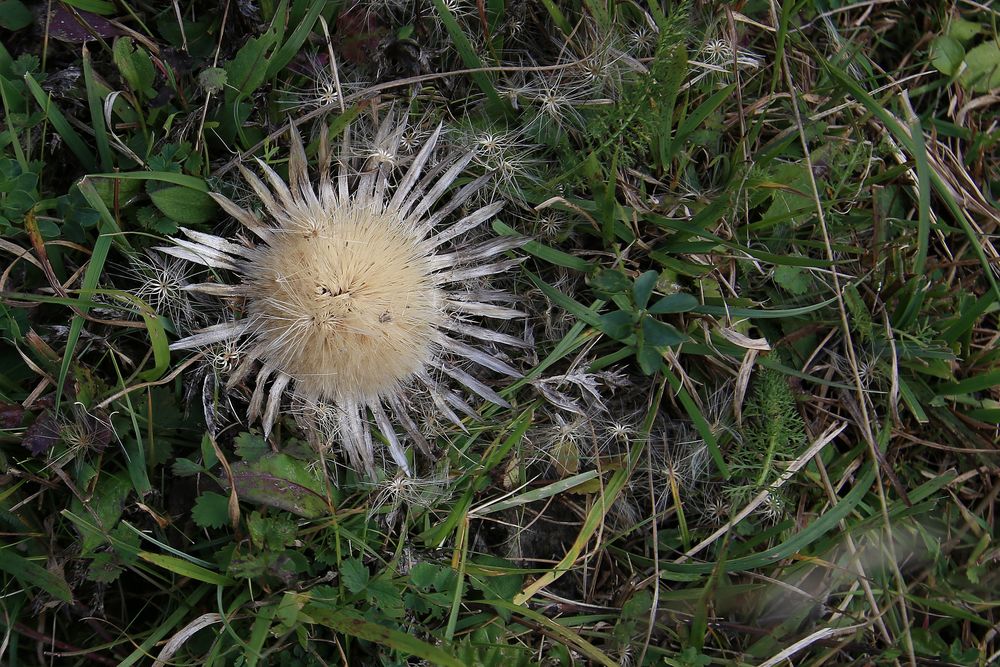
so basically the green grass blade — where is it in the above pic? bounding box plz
[662,465,877,575]
[909,115,931,275]
[82,44,113,172]
[0,547,73,602]
[265,0,326,79]
[473,471,601,516]
[87,171,210,191]
[485,600,619,667]
[138,552,235,585]
[23,72,97,171]
[660,362,728,478]
[306,605,466,667]
[823,60,1000,302]
[493,220,591,271]
[431,0,508,114]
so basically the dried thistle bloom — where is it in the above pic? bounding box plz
[126,251,200,331]
[160,114,527,475]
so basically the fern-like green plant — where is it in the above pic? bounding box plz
[725,368,807,515]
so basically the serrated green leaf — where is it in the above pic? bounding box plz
[366,577,403,615]
[247,511,297,550]
[112,37,156,98]
[772,265,811,295]
[234,431,268,463]
[409,562,440,590]
[224,31,277,102]
[191,492,230,529]
[86,551,124,584]
[198,67,227,94]
[340,557,369,594]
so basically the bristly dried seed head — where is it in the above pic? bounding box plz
[160,113,527,476]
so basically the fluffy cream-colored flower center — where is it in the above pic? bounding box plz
[247,209,442,403]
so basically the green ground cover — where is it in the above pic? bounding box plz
[1,1,998,665]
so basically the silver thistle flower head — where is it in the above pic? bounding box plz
[159,114,527,475]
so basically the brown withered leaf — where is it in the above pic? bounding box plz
[0,403,25,428]
[22,412,60,456]
[48,6,121,43]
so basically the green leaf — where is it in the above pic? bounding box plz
[598,310,634,341]
[527,271,603,329]
[648,292,699,314]
[633,270,658,309]
[197,67,228,94]
[654,40,688,167]
[642,317,684,348]
[475,471,600,516]
[911,628,948,657]
[487,599,619,667]
[88,171,210,191]
[366,577,403,615]
[82,45,113,171]
[493,220,590,271]
[192,492,230,529]
[56,182,122,413]
[149,185,218,224]
[947,19,982,43]
[340,558,369,594]
[772,265,812,295]
[929,35,965,76]
[247,511,297,550]
[959,41,1000,92]
[226,453,330,518]
[171,457,205,476]
[86,551,124,584]
[409,562,441,590]
[112,37,156,98]
[264,0,326,79]
[71,472,131,554]
[589,268,631,296]
[468,556,522,602]
[0,548,72,602]
[0,0,32,30]
[245,602,277,667]
[304,604,466,667]
[224,31,278,102]
[234,431,268,463]
[62,0,115,14]
[431,0,507,114]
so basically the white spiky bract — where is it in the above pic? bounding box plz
[159,115,527,476]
